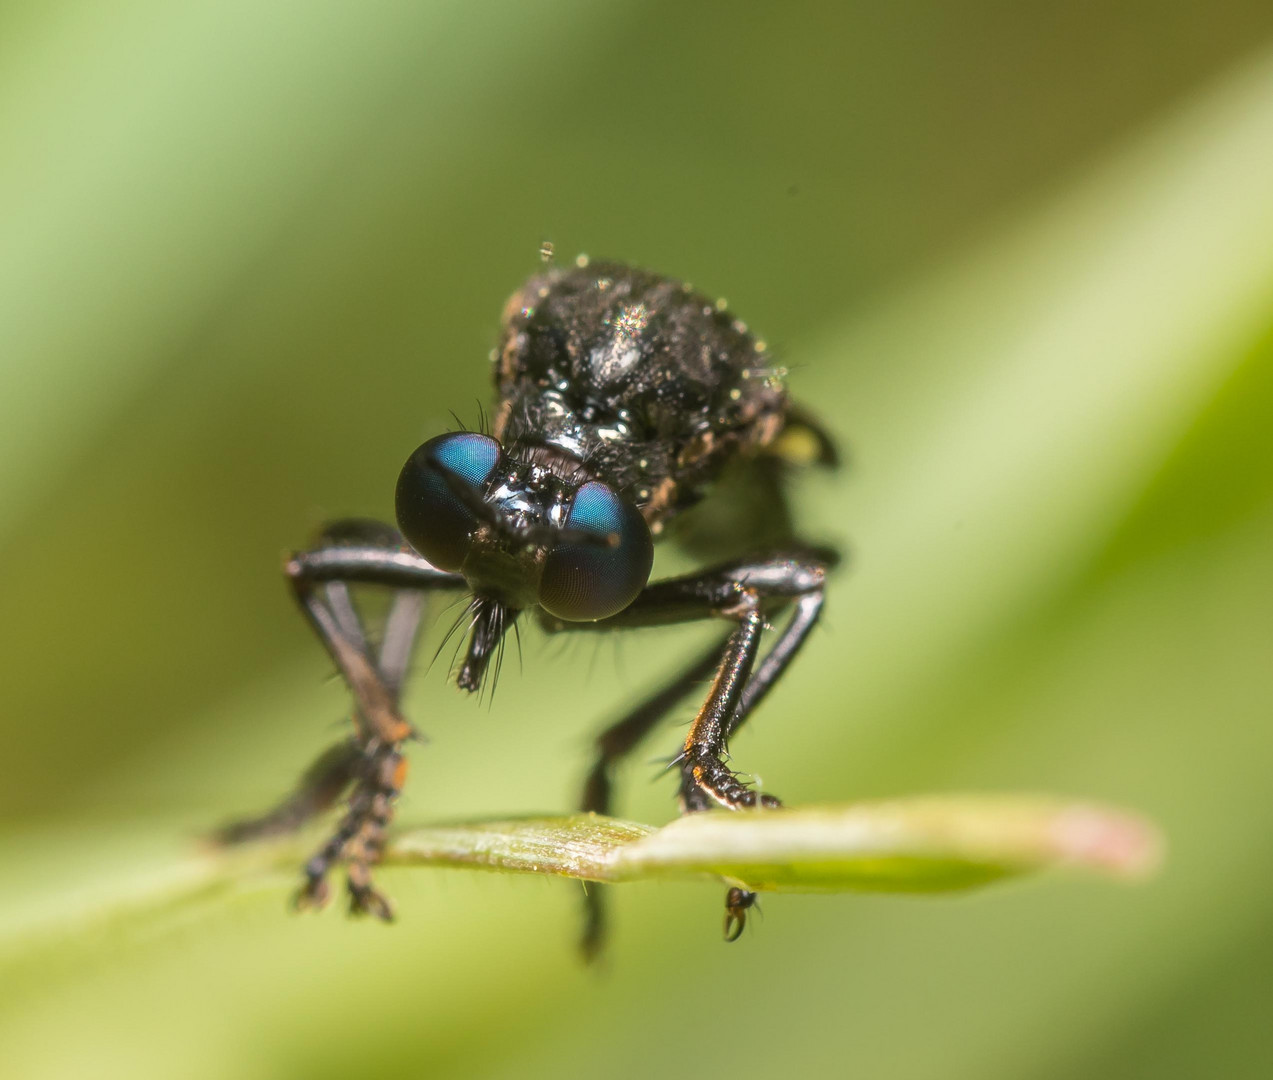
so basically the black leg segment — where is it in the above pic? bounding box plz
[545,545,835,944]
[577,635,728,960]
[225,521,466,918]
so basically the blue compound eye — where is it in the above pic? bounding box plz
[539,481,653,621]
[395,433,500,571]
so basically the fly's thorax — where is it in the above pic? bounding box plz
[493,261,788,531]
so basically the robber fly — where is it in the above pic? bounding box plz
[220,257,839,955]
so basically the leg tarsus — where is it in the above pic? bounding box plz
[346,858,396,921]
[680,750,784,812]
[724,887,758,942]
[295,862,331,911]
[300,744,408,917]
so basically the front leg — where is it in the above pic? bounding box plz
[677,605,781,812]
[570,548,833,812]
[576,636,728,959]
[545,546,835,941]
[281,522,466,916]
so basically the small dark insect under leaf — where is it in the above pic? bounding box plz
[218,257,840,957]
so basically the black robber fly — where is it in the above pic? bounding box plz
[220,257,839,955]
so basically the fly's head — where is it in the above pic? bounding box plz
[394,432,654,690]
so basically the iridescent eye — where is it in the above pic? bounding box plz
[539,481,653,621]
[395,433,500,571]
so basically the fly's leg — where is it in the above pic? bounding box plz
[730,590,825,745]
[298,740,410,918]
[244,522,466,917]
[215,543,426,848]
[677,607,770,809]
[543,545,836,943]
[681,587,826,936]
[213,738,363,845]
[724,887,758,943]
[580,639,728,817]
[577,637,727,960]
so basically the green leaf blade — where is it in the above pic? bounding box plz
[382,797,1163,895]
[389,815,653,881]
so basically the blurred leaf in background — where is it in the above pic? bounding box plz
[1,2,1272,1079]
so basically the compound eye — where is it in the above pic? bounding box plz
[395,432,500,571]
[539,481,653,621]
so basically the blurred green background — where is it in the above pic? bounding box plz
[3,2,1273,1077]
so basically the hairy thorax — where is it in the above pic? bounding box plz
[493,261,788,531]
